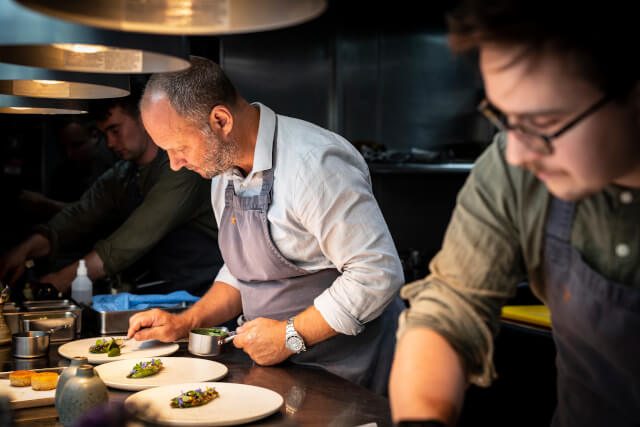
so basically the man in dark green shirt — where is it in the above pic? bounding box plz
[390,2,640,427]
[0,84,221,297]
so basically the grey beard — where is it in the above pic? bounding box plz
[200,128,236,178]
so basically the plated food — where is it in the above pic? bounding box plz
[9,370,34,387]
[125,382,284,426]
[58,337,179,364]
[128,359,163,378]
[89,337,124,357]
[9,370,58,391]
[31,372,58,391]
[95,357,228,391]
[170,387,219,408]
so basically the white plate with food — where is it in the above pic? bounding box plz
[125,382,283,426]
[58,336,179,364]
[0,369,61,409]
[95,357,228,391]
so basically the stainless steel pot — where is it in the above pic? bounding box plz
[12,323,72,358]
[188,327,236,357]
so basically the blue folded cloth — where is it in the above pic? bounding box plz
[91,291,199,312]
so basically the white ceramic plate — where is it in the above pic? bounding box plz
[58,336,179,364]
[0,379,56,409]
[125,382,283,426]
[95,357,228,391]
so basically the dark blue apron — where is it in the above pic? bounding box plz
[217,119,402,394]
[544,196,640,426]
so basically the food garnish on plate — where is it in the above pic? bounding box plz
[127,359,163,378]
[170,387,219,408]
[90,337,124,357]
[191,328,228,336]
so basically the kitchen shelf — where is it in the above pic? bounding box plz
[368,162,474,174]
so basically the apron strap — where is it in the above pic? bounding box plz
[546,197,576,242]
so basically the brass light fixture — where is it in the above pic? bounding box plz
[14,0,327,35]
[0,0,190,73]
[0,63,129,99]
[0,94,88,114]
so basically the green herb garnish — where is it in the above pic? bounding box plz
[192,328,228,337]
[170,387,219,408]
[127,359,163,378]
[89,337,124,356]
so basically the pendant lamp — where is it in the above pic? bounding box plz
[14,0,327,35]
[0,0,190,73]
[0,94,88,114]
[0,63,129,98]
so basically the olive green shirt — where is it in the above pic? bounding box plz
[397,133,640,387]
[38,150,217,276]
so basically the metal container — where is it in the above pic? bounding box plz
[188,327,235,357]
[11,324,73,358]
[1,300,82,335]
[11,331,51,358]
[23,300,76,311]
[89,302,191,335]
[21,312,76,342]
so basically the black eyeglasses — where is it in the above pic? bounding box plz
[477,94,613,155]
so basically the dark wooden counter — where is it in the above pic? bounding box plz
[1,340,392,427]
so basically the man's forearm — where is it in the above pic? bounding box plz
[293,305,338,346]
[182,281,243,330]
[85,251,106,281]
[389,328,467,424]
[24,234,52,259]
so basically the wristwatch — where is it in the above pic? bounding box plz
[285,317,307,354]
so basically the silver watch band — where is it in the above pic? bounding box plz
[286,317,306,353]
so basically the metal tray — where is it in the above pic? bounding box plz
[89,302,192,334]
[21,312,77,342]
[2,300,82,336]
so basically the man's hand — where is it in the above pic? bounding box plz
[40,262,78,293]
[127,308,192,342]
[234,317,292,366]
[0,246,29,285]
[0,234,51,286]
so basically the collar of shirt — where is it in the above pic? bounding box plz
[224,102,276,184]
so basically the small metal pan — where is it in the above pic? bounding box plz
[11,324,72,358]
[188,327,236,357]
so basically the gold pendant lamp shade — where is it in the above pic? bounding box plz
[0,0,190,73]
[0,94,88,114]
[13,0,327,35]
[0,63,130,99]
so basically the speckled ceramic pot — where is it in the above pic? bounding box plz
[57,364,108,427]
[55,356,88,410]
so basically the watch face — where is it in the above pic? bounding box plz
[287,336,303,352]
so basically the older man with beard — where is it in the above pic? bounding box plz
[127,56,405,394]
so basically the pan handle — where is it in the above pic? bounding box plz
[48,323,73,334]
[222,331,237,344]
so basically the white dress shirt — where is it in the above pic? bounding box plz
[212,103,404,335]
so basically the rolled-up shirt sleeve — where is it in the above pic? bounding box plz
[397,136,528,387]
[295,142,405,336]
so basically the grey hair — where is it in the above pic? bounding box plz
[142,56,238,129]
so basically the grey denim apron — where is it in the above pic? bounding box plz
[544,196,640,427]
[217,121,402,394]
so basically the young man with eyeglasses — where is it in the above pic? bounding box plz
[389,1,640,426]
